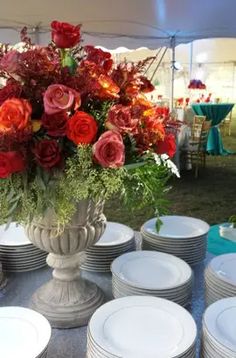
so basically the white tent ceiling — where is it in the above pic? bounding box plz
[0,0,236,48]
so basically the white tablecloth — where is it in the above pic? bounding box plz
[0,249,213,358]
[173,124,191,171]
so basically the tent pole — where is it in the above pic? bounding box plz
[170,36,176,111]
[33,25,40,44]
[189,42,193,80]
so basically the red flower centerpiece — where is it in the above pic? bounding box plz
[188,79,206,90]
[0,21,177,218]
[0,21,178,328]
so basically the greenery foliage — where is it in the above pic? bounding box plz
[0,146,171,228]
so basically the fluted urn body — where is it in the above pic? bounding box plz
[25,199,106,328]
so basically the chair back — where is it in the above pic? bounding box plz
[220,110,232,136]
[191,116,211,151]
[198,119,212,151]
[191,116,206,140]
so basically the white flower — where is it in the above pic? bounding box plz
[11,42,29,53]
[153,153,180,178]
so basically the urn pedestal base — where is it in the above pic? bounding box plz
[26,199,106,328]
[31,251,104,328]
[31,277,104,328]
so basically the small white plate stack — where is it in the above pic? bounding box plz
[205,253,236,306]
[0,223,47,272]
[0,306,51,358]
[141,216,209,266]
[87,296,197,358]
[111,251,193,307]
[201,297,236,357]
[81,222,135,272]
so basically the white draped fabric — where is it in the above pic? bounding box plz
[0,0,236,47]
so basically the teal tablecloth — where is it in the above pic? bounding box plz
[192,103,234,155]
[208,224,236,255]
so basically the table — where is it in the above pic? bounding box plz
[0,252,213,358]
[208,224,236,255]
[192,103,234,155]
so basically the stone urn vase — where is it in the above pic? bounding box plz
[25,199,106,328]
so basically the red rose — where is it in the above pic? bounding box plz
[51,21,81,48]
[156,133,176,158]
[0,151,26,178]
[106,104,138,134]
[41,112,68,137]
[0,81,22,106]
[0,98,32,134]
[0,50,20,73]
[43,84,80,115]
[93,130,125,168]
[84,46,113,72]
[33,139,61,169]
[66,111,98,145]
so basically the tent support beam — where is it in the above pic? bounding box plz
[189,42,193,80]
[33,25,40,44]
[170,36,176,111]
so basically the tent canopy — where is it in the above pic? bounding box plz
[0,0,236,48]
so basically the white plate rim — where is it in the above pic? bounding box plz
[111,251,192,290]
[141,216,209,239]
[89,296,197,357]
[0,306,51,357]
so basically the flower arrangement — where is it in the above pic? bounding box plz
[0,21,178,228]
[176,97,190,108]
[188,79,206,90]
[193,93,212,103]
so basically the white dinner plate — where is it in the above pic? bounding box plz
[141,216,209,239]
[111,251,192,290]
[112,277,192,295]
[204,297,236,353]
[94,222,134,246]
[141,241,206,254]
[0,223,31,246]
[89,296,197,357]
[205,269,236,294]
[141,234,207,245]
[208,254,236,286]
[0,306,51,358]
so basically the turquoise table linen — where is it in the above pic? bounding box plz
[208,224,236,255]
[192,103,234,155]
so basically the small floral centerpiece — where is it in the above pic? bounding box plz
[0,20,177,229]
[188,79,206,90]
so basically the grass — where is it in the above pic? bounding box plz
[104,120,236,230]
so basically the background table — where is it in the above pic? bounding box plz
[192,103,234,155]
[208,224,236,255]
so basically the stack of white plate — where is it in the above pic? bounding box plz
[141,215,209,266]
[111,251,193,307]
[0,306,51,358]
[205,253,236,306]
[0,261,5,288]
[81,222,135,272]
[201,297,236,357]
[87,296,197,358]
[0,223,47,272]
